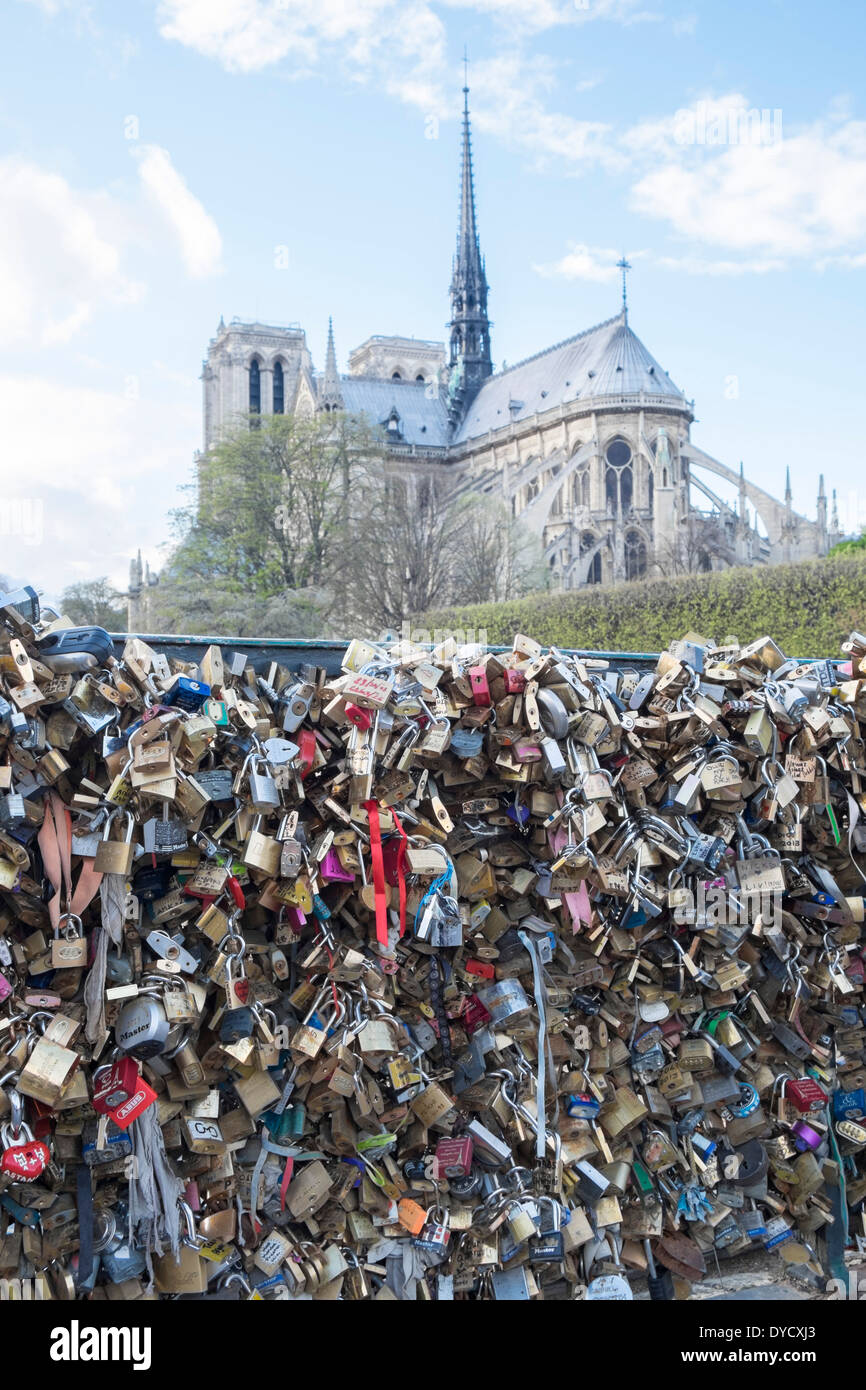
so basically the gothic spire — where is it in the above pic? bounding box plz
[447,71,492,428]
[320,316,343,412]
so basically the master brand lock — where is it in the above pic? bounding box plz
[115,995,172,1059]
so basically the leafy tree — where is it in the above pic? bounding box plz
[166,410,384,598]
[830,530,866,555]
[60,578,127,630]
[149,410,544,638]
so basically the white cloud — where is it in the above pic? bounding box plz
[537,96,866,276]
[156,0,437,75]
[135,144,223,279]
[816,251,866,271]
[155,0,655,78]
[534,243,631,282]
[0,158,144,348]
[0,375,196,595]
[535,243,786,281]
[626,96,866,263]
[0,143,224,348]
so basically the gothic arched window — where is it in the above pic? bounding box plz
[392,371,402,381]
[273,360,284,414]
[620,466,633,512]
[249,358,261,415]
[416,374,425,383]
[605,438,633,514]
[625,530,647,582]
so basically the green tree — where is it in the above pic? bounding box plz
[150,410,387,634]
[168,411,382,596]
[60,578,127,630]
[830,529,866,556]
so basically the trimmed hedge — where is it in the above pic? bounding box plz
[414,553,866,656]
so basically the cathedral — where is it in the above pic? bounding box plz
[130,84,839,625]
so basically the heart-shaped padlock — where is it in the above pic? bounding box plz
[1,1122,50,1181]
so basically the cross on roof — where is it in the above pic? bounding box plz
[616,255,632,317]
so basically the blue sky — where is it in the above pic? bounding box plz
[1,0,864,602]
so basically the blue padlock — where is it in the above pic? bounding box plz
[449,727,485,758]
[834,1088,866,1121]
[567,1093,600,1120]
[163,675,211,711]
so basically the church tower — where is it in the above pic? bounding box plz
[319,317,343,412]
[447,80,492,428]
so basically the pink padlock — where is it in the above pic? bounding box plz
[284,905,307,933]
[0,974,12,1005]
[320,848,355,884]
[469,666,491,707]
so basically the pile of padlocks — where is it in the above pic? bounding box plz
[1,583,866,1301]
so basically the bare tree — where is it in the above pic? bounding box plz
[450,495,546,603]
[653,516,735,577]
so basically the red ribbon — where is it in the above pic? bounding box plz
[279,1156,294,1211]
[362,799,389,948]
[390,808,409,939]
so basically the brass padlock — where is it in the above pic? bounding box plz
[51,913,88,969]
[242,815,281,875]
[93,809,136,876]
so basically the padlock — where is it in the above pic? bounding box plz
[93,808,136,876]
[115,995,172,1059]
[51,912,88,968]
[243,815,281,875]
[290,987,342,1060]
[0,1122,50,1182]
[248,753,281,812]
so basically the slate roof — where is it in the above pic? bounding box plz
[338,377,450,448]
[452,311,688,445]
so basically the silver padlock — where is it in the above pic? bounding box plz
[281,682,315,734]
[115,995,172,1059]
[248,754,280,812]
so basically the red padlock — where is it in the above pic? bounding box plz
[93,1061,158,1130]
[93,1057,141,1114]
[784,1077,828,1114]
[434,1135,473,1178]
[109,1080,158,1130]
[0,1123,50,1181]
[465,958,495,980]
[468,666,491,707]
[297,728,318,779]
[345,702,373,731]
[461,994,492,1034]
[503,669,526,694]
